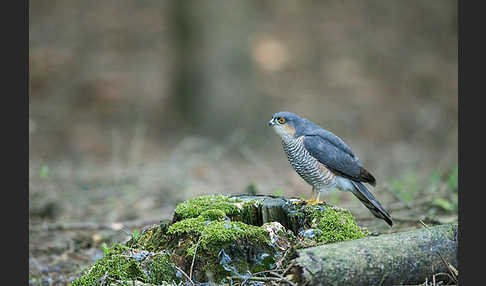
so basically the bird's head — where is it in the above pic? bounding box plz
[268,111,304,139]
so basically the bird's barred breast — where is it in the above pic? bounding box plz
[281,136,336,191]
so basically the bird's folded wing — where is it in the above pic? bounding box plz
[303,133,362,180]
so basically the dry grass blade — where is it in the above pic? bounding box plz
[437,252,458,283]
[419,219,429,228]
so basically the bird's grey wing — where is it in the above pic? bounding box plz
[303,134,360,178]
[303,132,376,185]
[305,127,357,158]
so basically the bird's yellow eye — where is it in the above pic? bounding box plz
[277,117,286,124]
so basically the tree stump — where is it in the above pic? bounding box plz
[72,194,458,285]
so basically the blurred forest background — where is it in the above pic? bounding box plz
[29,1,457,284]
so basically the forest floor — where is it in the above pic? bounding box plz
[29,158,458,285]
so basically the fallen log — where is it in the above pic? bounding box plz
[293,223,458,286]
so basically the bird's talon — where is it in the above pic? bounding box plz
[304,199,320,206]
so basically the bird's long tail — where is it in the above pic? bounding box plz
[350,181,393,227]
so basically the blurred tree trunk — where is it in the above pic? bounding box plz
[167,0,205,127]
[165,0,261,137]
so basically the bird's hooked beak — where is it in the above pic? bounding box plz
[268,118,276,127]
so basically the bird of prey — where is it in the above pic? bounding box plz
[268,111,393,227]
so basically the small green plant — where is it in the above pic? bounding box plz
[447,165,458,191]
[430,165,458,213]
[132,229,140,241]
[426,171,442,193]
[39,165,49,179]
[430,198,456,212]
[272,189,283,197]
[245,183,258,195]
[390,172,419,204]
[100,242,109,254]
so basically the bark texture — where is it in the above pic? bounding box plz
[293,223,458,286]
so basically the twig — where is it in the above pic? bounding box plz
[437,252,458,282]
[281,261,295,276]
[252,269,278,277]
[419,219,429,228]
[189,238,202,280]
[274,248,289,269]
[175,265,195,286]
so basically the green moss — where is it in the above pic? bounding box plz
[72,244,147,286]
[309,206,368,244]
[239,199,263,225]
[126,221,168,251]
[164,211,272,282]
[167,216,269,256]
[174,195,242,219]
[121,196,273,283]
[200,209,227,221]
[144,253,181,284]
[72,244,181,286]
[167,217,206,236]
[202,221,268,252]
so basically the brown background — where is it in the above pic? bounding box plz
[29,1,457,283]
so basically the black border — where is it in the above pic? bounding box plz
[21,0,466,284]
[458,0,480,284]
[8,0,30,283]
[0,0,30,281]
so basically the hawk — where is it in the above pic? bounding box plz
[268,111,393,227]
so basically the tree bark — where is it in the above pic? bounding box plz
[293,223,458,286]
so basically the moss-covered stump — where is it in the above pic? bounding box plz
[72,244,181,286]
[73,194,369,285]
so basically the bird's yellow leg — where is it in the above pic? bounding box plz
[315,191,321,203]
[305,187,320,205]
[308,187,316,201]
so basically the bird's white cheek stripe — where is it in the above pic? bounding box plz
[282,125,296,136]
[272,125,296,139]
